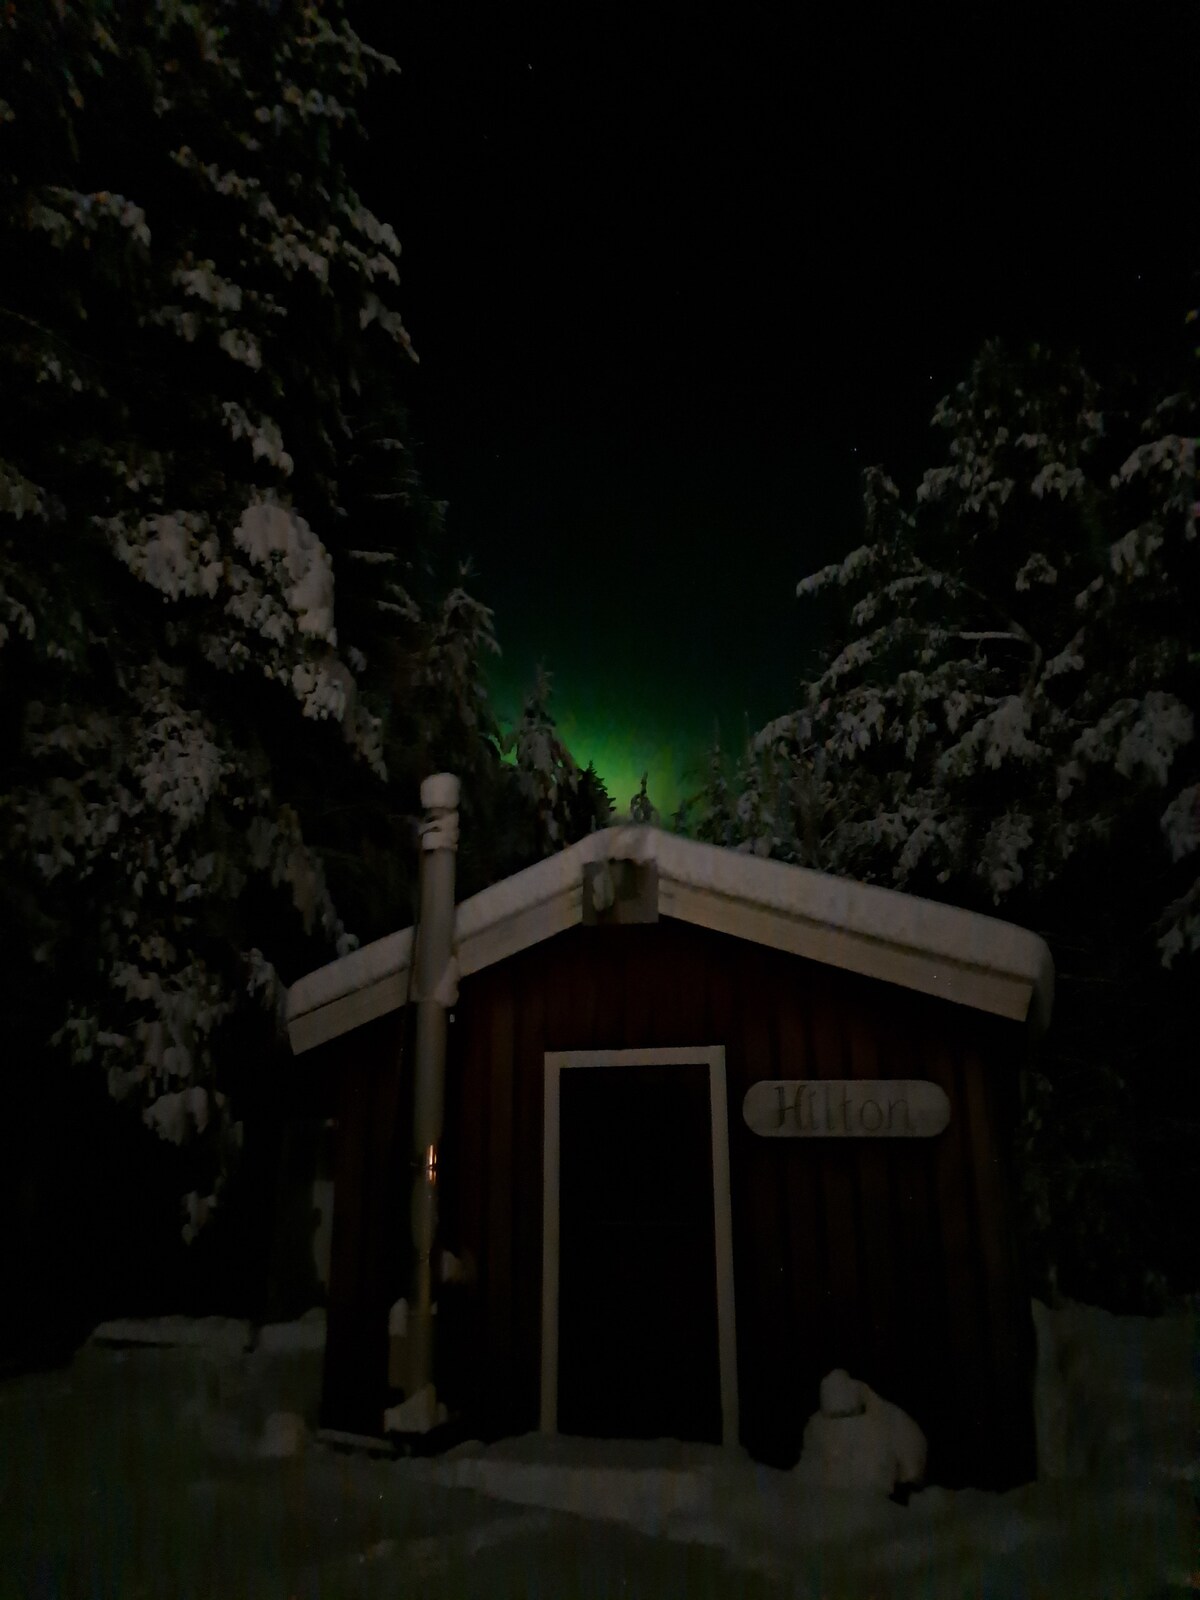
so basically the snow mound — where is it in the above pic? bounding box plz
[257,1410,307,1458]
[1032,1295,1194,1482]
[255,1307,326,1353]
[40,1300,1192,1597]
[384,1384,447,1435]
[430,1450,712,1535]
[89,1316,250,1356]
[794,1369,927,1492]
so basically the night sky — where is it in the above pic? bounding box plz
[350,5,1198,812]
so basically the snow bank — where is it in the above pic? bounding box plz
[1032,1295,1195,1483]
[90,1315,251,1356]
[429,1439,717,1536]
[421,1299,1195,1591]
[255,1307,327,1354]
[425,1438,925,1588]
[257,1410,307,1458]
[19,1298,1191,1597]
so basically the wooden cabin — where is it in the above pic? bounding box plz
[286,820,1054,1489]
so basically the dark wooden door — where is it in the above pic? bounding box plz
[556,1061,721,1442]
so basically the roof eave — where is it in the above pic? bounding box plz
[285,827,1056,1055]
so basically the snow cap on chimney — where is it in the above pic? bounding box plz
[421,773,460,810]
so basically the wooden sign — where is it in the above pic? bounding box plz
[742,1079,950,1138]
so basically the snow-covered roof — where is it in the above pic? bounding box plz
[286,826,1054,1055]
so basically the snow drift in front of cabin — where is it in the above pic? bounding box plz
[1,1297,1193,1597]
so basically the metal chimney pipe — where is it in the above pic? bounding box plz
[406,772,460,1419]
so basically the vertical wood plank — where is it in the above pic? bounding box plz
[878,992,950,1463]
[483,964,516,1439]
[443,968,491,1422]
[320,1015,405,1437]
[511,943,548,1435]
[734,941,804,1465]
[927,1022,990,1486]
[775,962,826,1466]
[807,971,865,1379]
[844,1000,902,1402]
[699,927,746,1449]
[961,1030,1036,1485]
[619,925,657,1047]
[647,922,699,1044]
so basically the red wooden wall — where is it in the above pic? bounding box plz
[316,1009,410,1439]
[440,919,1036,1488]
[319,916,1037,1487]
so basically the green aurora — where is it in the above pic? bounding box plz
[488,663,776,824]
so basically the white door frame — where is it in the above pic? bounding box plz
[540,1046,739,1446]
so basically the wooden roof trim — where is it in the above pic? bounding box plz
[661,881,1040,1026]
[286,826,1054,1054]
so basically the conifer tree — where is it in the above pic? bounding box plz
[570,761,614,837]
[0,0,507,1254]
[695,327,1198,1305]
[503,668,581,854]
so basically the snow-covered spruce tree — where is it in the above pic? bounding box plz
[627,771,661,826]
[501,668,585,857]
[685,727,739,847]
[701,335,1198,1305]
[0,1,499,1255]
[389,570,522,905]
[716,343,1194,915]
[574,760,614,834]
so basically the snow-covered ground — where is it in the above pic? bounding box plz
[0,1300,1194,1598]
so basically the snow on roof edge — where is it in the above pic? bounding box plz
[285,925,413,1024]
[285,825,1054,1038]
